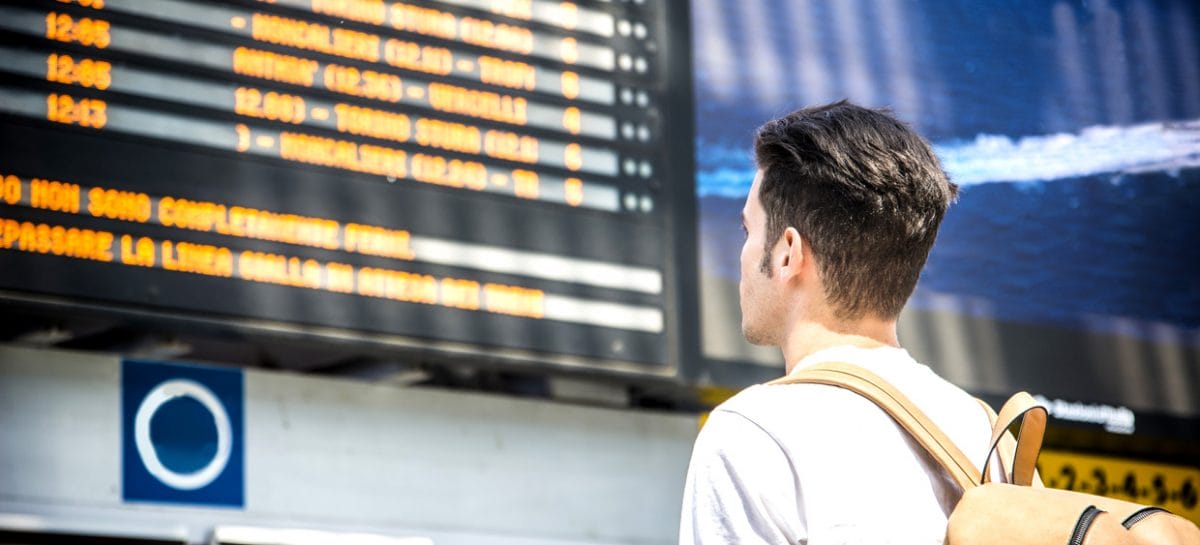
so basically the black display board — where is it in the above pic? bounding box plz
[0,0,692,378]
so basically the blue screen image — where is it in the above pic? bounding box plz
[692,0,1200,370]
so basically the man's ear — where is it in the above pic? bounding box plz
[778,227,805,282]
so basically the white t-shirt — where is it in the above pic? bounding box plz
[679,345,998,545]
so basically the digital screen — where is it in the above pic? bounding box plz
[692,0,1200,415]
[0,0,690,376]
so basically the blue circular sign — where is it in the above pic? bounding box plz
[134,379,233,491]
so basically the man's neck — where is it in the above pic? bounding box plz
[780,318,900,374]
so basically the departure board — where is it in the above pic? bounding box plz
[0,0,690,375]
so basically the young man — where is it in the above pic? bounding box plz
[680,101,994,544]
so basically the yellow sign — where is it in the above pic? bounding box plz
[1038,449,1200,525]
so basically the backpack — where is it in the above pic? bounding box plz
[768,362,1200,545]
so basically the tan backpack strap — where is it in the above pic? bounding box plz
[982,392,1047,487]
[769,362,980,491]
[976,399,1013,484]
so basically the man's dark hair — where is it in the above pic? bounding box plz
[753,100,958,319]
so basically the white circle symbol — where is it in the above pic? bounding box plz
[134,379,232,490]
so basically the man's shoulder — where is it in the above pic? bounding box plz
[709,352,989,447]
[711,380,892,436]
